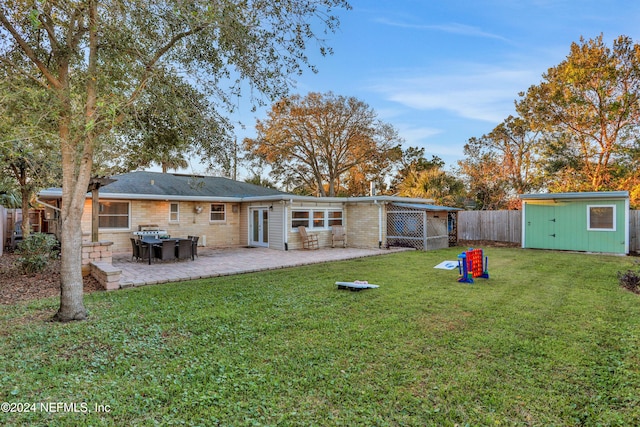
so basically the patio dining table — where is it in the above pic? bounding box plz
[140,237,194,264]
[140,237,162,265]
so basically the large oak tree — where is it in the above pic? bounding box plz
[0,0,350,321]
[245,92,403,196]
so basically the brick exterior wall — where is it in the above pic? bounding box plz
[80,199,243,252]
[345,202,386,249]
[68,197,400,253]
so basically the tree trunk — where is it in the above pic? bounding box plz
[20,183,30,239]
[55,203,87,321]
[54,128,89,321]
[54,81,89,321]
[18,168,31,241]
[11,164,31,238]
[53,1,99,322]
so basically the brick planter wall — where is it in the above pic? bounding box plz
[90,262,121,291]
[81,241,113,276]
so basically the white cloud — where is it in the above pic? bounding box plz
[369,63,539,123]
[397,125,443,142]
[376,18,509,42]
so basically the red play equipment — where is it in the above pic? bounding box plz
[457,248,489,284]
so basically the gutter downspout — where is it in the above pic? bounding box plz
[374,200,383,249]
[283,199,291,251]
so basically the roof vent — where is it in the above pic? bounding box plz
[150,179,155,185]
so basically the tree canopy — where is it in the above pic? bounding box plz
[397,167,465,207]
[457,115,542,209]
[516,34,640,197]
[244,92,403,196]
[458,34,640,208]
[100,72,234,175]
[0,64,61,234]
[0,0,350,321]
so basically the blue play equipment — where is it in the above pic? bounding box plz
[457,248,489,284]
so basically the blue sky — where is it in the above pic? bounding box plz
[225,0,640,176]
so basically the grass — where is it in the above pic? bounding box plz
[1,247,640,426]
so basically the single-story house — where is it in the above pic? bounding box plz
[37,171,460,253]
[520,191,630,255]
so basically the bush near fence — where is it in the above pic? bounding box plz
[458,210,640,252]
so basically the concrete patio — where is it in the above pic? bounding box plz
[113,246,411,288]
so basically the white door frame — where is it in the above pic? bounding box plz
[249,207,269,247]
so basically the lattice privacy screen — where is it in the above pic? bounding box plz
[386,205,453,250]
[387,209,425,249]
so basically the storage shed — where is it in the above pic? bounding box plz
[520,191,629,255]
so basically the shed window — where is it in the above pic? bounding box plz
[587,205,615,231]
[98,201,129,229]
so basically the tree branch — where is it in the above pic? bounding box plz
[0,10,62,90]
[0,57,50,90]
[120,25,208,112]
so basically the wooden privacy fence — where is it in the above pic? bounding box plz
[457,210,522,244]
[458,210,640,252]
[631,210,640,253]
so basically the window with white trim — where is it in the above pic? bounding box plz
[210,203,226,222]
[312,210,325,228]
[587,205,616,231]
[98,201,130,229]
[292,209,343,230]
[328,210,343,227]
[292,210,310,229]
[169,203,179,222]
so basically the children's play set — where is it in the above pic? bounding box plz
[457,248,489,283]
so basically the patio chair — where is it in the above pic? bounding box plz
[176,239,193,260]
[136,239,151,263]
[331,225,346,248]
[155,240,176,262]
[130,238,140,261]
[298,226,319,250]
[189,235,199,258]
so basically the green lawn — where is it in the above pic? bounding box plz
[1,247,640,426]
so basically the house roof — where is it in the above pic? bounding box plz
[37,171,444,207]
[520,191,629,201]
[39,171,289,201]
[391,202,462,211]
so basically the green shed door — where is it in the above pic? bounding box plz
[525,204,557,249]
